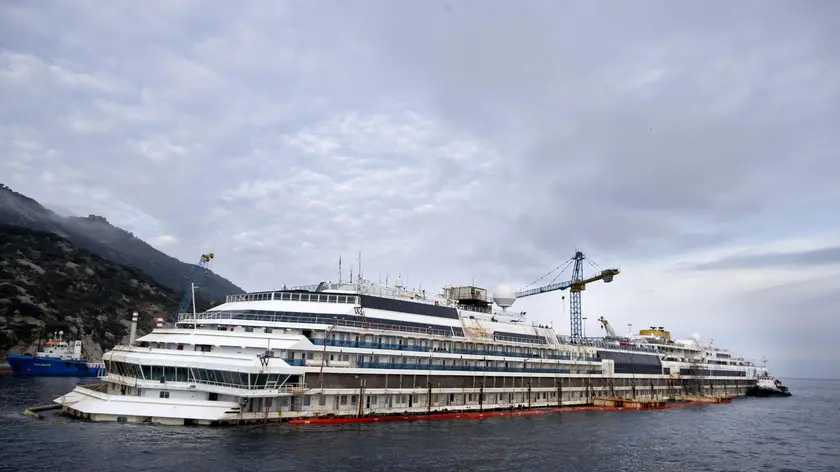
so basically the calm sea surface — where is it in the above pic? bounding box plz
[0,377,837,472]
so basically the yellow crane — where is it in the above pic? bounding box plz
[516,251,619,342]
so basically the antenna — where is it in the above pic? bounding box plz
[338,255,342,285]
[358,251,362,283]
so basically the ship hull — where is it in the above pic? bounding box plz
[7,355,105,377]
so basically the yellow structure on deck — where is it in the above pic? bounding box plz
[639,326,671,341]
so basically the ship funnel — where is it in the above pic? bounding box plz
[129,311,139,345]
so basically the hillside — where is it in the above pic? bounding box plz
[0,183,244,302]
[0,225,213,359]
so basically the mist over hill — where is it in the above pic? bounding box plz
[0,183,244,303]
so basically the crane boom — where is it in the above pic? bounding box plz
[516,268,619,298]
[598,316,618,338]
[515,251,619,342]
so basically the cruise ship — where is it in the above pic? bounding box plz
[54,276,767,426]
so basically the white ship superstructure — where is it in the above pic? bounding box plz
[55,279,765,426]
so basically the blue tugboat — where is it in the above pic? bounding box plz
[6,331,106,377]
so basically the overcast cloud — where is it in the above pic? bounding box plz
[2,0,838,378]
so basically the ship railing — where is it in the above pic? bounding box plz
[225,291,359,305]
[289,282,436,303]
[579,339,658,354]
[458,304,528,319]
[227,282,459,308]
[177,310,457,338]
[493,334,549,346]
[308,338,600,362]
[330,317,453,337]
[278,383,308,394]
[105,370,307,391]
[225,291,275,302]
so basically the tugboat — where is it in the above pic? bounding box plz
[746,373,792,397]
[6,331,106,377]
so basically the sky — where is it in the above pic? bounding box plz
[1,0,838,379]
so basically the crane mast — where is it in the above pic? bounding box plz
[174,252,215,321]
[516,251,619,343]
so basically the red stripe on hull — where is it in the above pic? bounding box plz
[287,401,728,425]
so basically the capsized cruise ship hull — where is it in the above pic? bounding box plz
[53,281,769,426]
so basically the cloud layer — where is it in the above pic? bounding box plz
[2,0,838,378]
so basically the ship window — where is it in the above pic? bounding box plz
[360,295,459,319]
[176,367,189,382]
[159,391,170,398]
[204,370,216,383]
[219,370,232,385]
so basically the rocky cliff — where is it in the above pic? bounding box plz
[0,183,244,303]
[0,225,207,360]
